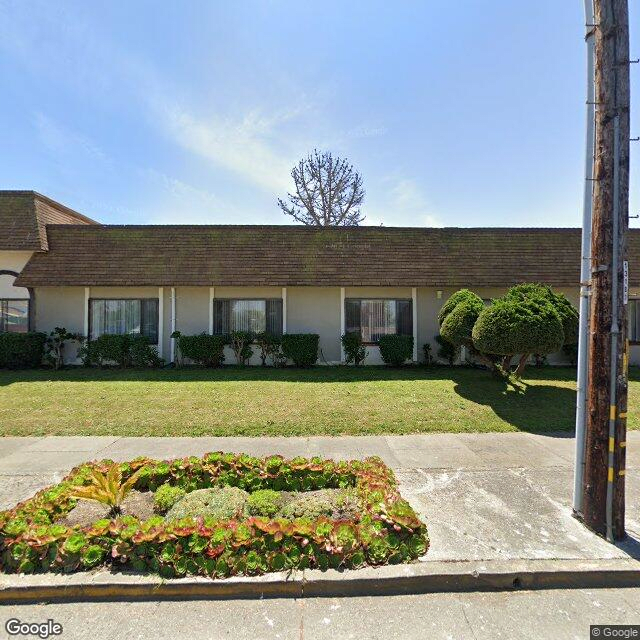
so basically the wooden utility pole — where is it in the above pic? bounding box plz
[583,0,630,540]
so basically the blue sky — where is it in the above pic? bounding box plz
[0,1,637,227]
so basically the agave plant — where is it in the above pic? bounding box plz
[69,465,144,518]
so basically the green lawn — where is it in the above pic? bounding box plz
[0,366,637,437]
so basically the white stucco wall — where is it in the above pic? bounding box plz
[26,283,640,368]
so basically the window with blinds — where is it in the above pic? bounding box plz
[629,299,640,343]
[0,299,29,333]
[212,299,283,335]
[89,299,159,343]
[345,299,412,343]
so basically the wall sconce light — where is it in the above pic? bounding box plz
[436,290,443,299]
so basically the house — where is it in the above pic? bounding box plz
[2,190,640,366]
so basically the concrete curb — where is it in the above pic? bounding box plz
[1,558,639,603]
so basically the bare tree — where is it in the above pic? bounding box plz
[278,150,365,226]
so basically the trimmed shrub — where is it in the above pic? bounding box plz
[378,334,413,366]
[341,332,367,365]
[153,484,186,514]
[0,332,46,369]
[246,489,284,517]
[255,332,281,366]
[230,331,254,365]
[81,334,161,368]
[130,336,162,368]
[165,487,249,521]
[472,297,564,359]
[439,292,484,349]
[281,333,319,367]
[437,289,483,326]
[505,283,579,346]
[175,333,227,367]
[84,334,129,367]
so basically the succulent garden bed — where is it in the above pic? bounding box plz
[0,453,428,578]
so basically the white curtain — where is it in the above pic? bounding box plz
[91,300,141,340]
[361,300,396,343]
[230,300,266,333]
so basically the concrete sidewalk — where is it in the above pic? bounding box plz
[1,432,638,564]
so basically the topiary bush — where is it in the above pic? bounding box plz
[472,296,564,376]
[504,283,579,346]
[174,332,227,367]
[0,453,428,578]
[341,332,367,365]
[153,484,186,514]
[437,289,483,326]
[378,334,413,366]
[439,294,484,350]
[281,334,319,367]
[0,332,46,369]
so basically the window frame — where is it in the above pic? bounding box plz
[0,298,30,334]
[345,297,413,345]
[88,297,160,344]
[212,298,284,336]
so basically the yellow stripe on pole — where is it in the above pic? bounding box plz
[609,405,617,420]
[609,437,615,452]
[608,468,614,482]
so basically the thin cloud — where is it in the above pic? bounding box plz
[366,177,443,227]
[162,106,306,194]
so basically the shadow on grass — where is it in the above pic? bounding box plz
[0,364,587,385]
[453,374,577,433]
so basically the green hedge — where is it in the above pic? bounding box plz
[341,332,367,365]
[82,334,162,368]
[378,335,414,366]
[0,453,429,577]
[176,333,227,367]
[0,332,46,369]
[281,334,319,367]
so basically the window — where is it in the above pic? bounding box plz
[0,299,29,333]
[212,299,283,335]
[629,299,640,343]
[345,299,412,343]
[89,299,159,343]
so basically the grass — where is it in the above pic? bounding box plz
[0,366,638,437]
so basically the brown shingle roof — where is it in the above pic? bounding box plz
[15,224,640,288]
[0,191,98,251]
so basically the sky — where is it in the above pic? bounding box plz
[0,0,638,228]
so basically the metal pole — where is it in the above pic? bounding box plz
[573,0,596,515]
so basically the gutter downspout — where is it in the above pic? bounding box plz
[170,287,176,364]
[573,0,596,516]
